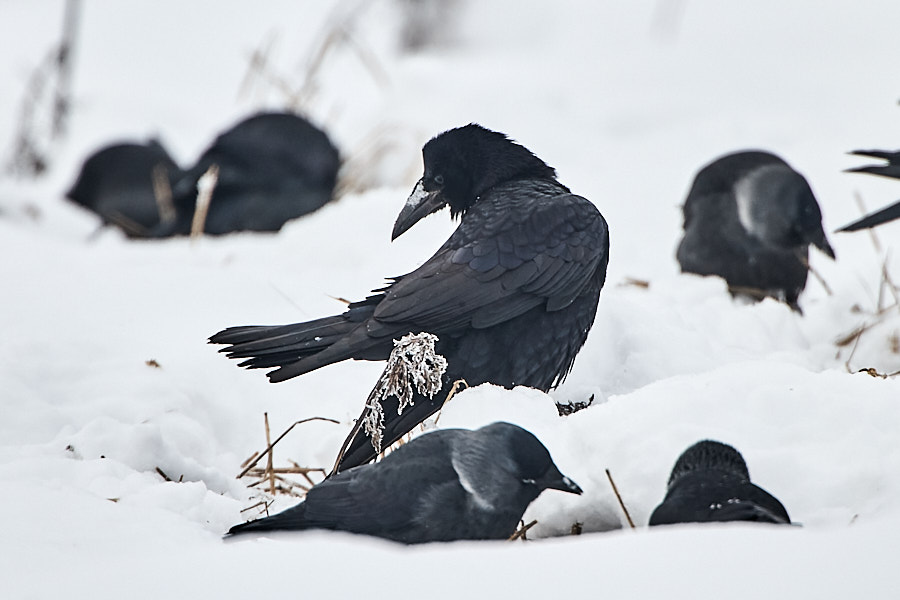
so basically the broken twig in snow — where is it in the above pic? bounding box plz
[606,468,636,528]
[239,499,272,516]
[508,519,538,541]
[236,415,338,506]
[798,254,832,297]
[854,190,882,254]
[431,378,467,426]
[264,413,275,495]
[237,416,340,479]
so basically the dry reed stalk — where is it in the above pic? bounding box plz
[606,468,635,528]
[190,164,219,239]
[237,416,340,479]
[508,519,538,541]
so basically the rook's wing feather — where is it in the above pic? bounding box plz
[369,192,607,335]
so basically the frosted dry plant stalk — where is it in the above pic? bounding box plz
[190,164,219,238]
[362,332,447,453]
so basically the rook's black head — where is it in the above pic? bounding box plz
[392,124,560,239]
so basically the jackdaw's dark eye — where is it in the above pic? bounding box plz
[434,174,444,186]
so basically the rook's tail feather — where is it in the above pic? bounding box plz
[210,316,348,352]
[209,315,363,377]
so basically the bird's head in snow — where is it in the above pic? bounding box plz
[450,422,582,511]
[666,439,750,487]
[734,161,835,259]
[392,124,560,240]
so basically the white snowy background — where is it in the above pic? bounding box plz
[2,1,899,598]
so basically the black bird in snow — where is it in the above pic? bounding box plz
[649,439,791,526]
[676,150,834,311]
[210,124,609,471]
[157,111,340,236]
[66,139,183,236]
[228,422,583,543]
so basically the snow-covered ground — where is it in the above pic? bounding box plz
[2,1,900,597]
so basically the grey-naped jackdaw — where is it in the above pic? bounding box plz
[228,422,583,543]
[676,150,834,311]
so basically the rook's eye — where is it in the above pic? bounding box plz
[434,174,444,186]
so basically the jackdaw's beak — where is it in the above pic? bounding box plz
[806,226,836,259]
[544,473,583,495]
[391,178,447,241]
[816,237,836,260]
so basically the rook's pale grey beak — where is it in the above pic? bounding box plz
[391,179,447,240]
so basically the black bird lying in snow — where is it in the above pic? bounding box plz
[66,140,183,236]
[156,111,341,236]
[211,124,610,471]
[228,422,582,543]
[837,148,900,232]
[648,440,791,526]
[676,150,834,312]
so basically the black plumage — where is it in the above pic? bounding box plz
[66,140,183,236]
[648,440,791,526]
[676,150,835,311]
[156,111,340,236]
[211,124,609,471]
[228,422,583,543]
[837,148,900,232]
